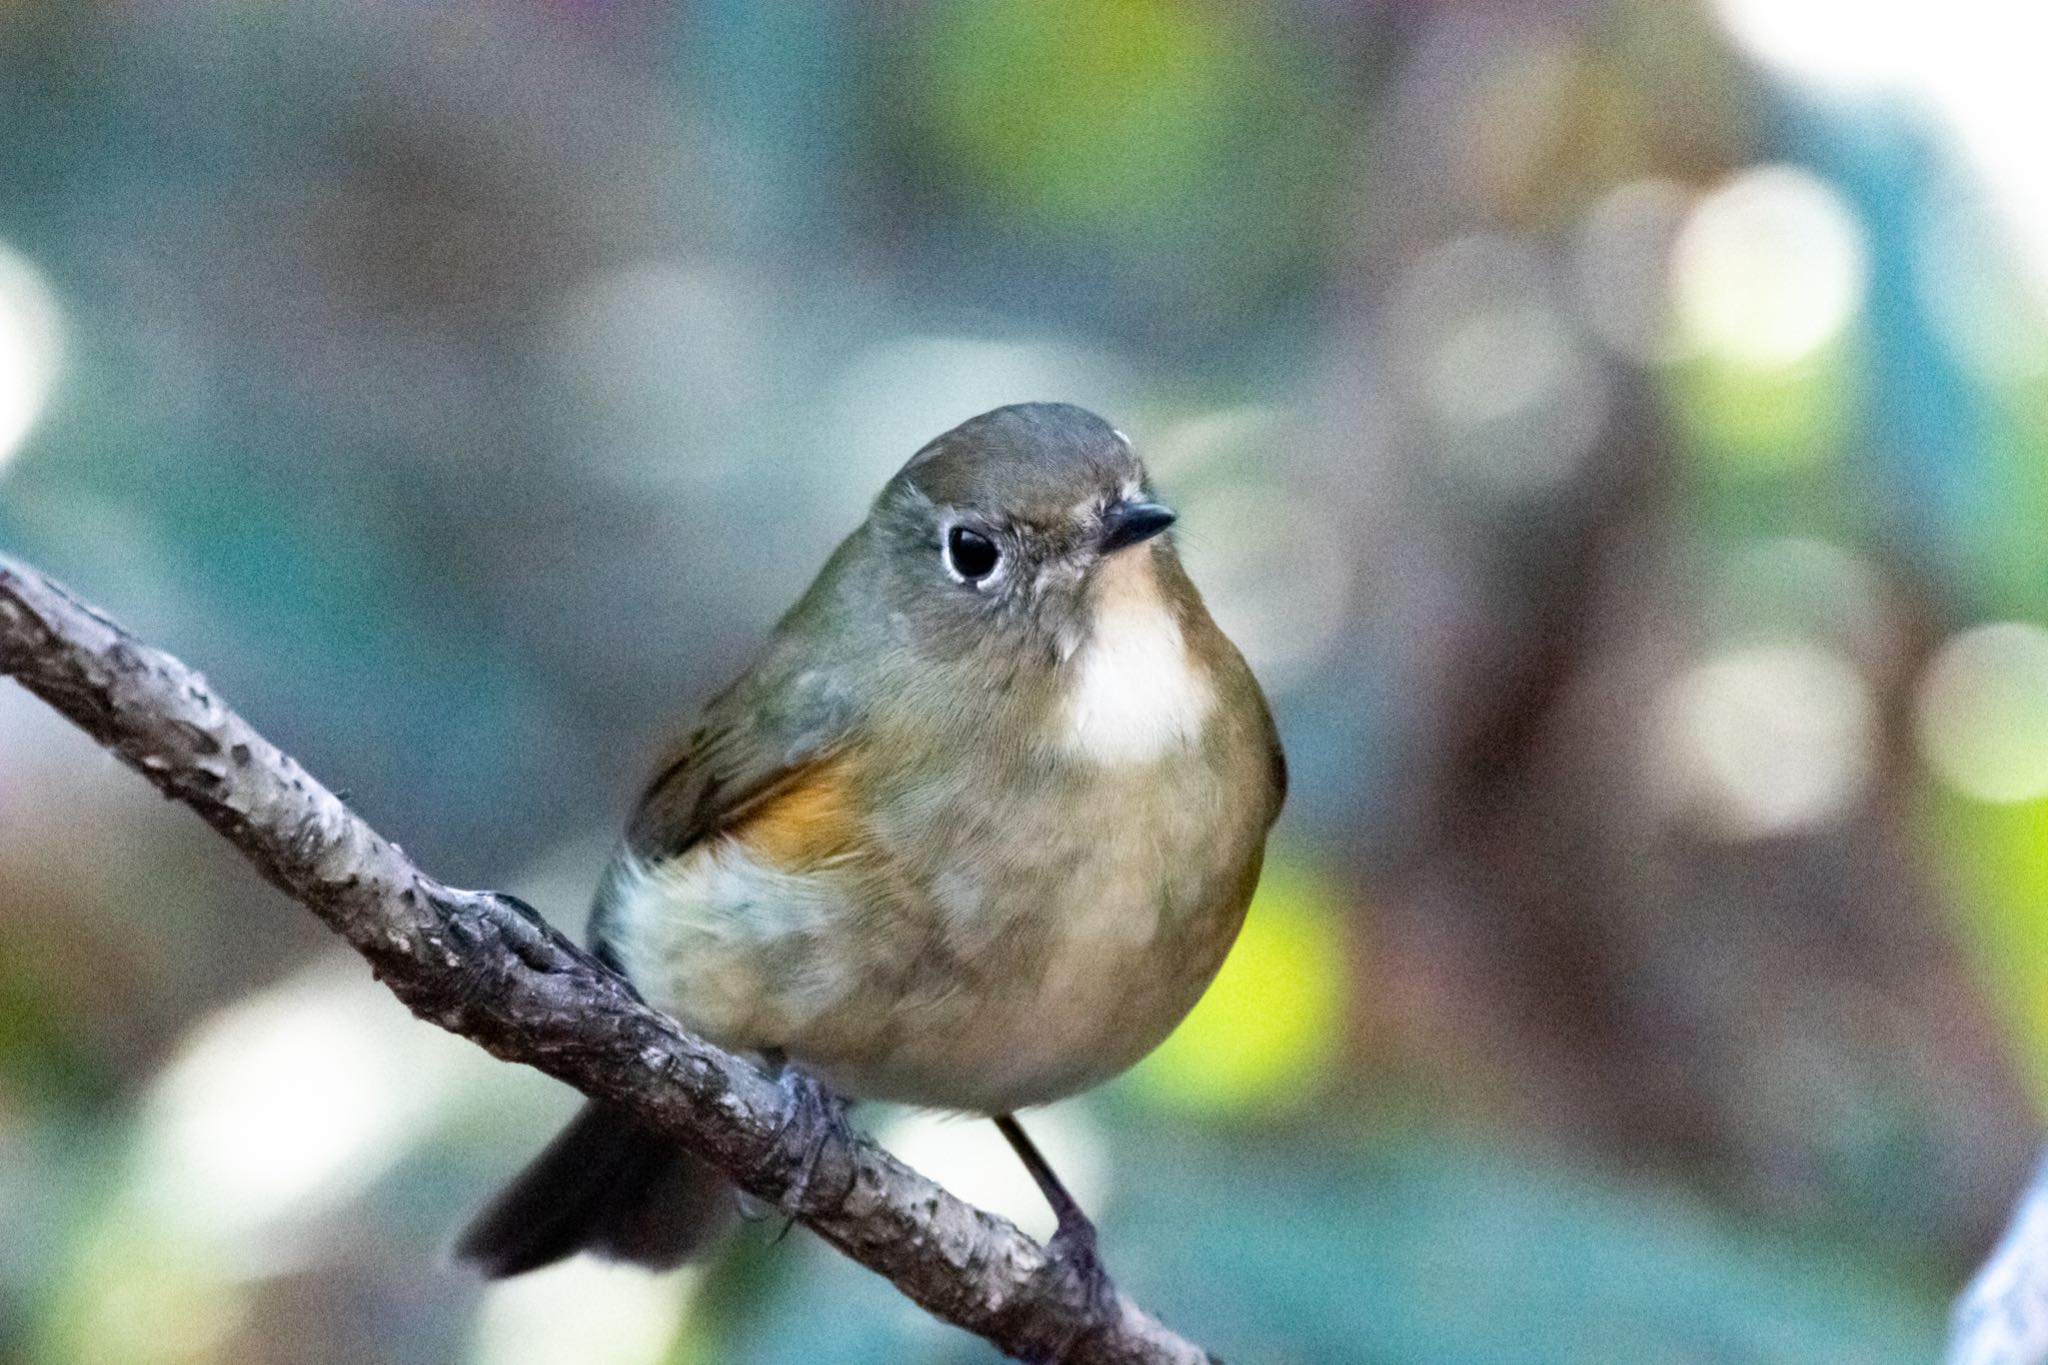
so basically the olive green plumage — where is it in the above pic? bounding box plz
[459,402,1283,1278]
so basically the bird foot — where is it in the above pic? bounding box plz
[1022,1213,1118,1364]
[771,1062,853,1220]
[483,892,635,993]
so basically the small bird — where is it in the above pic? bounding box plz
[457,402,1285,1294]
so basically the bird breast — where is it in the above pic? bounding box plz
[607,549,1268,1114]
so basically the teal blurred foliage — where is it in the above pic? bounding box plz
[734,1124,1946,1364]
[2,0,2046,1361]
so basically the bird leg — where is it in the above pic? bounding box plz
[995,1112,1116,1356]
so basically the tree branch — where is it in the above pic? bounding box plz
[1950,1152,2048,1365]
[0,551,1213,1365]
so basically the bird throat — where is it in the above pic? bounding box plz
[1061,548,1215,765]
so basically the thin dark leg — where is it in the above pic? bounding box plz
[995,1113,1114,1360]
[995,1114,1094,1240]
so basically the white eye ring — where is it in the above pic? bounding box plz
[942,522,1004,586]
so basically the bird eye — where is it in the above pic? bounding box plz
[945,525,1001,583]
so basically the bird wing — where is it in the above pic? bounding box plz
[587,640,865,969]
[624,691,818,860]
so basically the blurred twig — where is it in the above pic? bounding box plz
[0,552,1211,1365]
[1951,1153,2048,1365]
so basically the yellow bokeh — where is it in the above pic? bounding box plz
[1670,342,1858,479]
[1126,856,1348,1115]
[1932,790,2048,1112]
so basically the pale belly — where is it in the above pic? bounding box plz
[606,761,1265,1115]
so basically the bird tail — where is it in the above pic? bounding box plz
[454,1101,734,1278]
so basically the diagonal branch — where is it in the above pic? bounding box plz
[1950,1152,2048,1364]
[0,551,1212,1365]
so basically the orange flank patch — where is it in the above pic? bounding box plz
[725,754,864,871]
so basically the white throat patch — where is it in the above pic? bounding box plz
[1063,551,1214,764]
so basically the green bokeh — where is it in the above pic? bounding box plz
[912,0,1346,280]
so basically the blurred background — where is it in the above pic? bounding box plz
[3,0,2046,1360]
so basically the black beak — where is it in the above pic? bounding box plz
[1100,499,1176,552]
